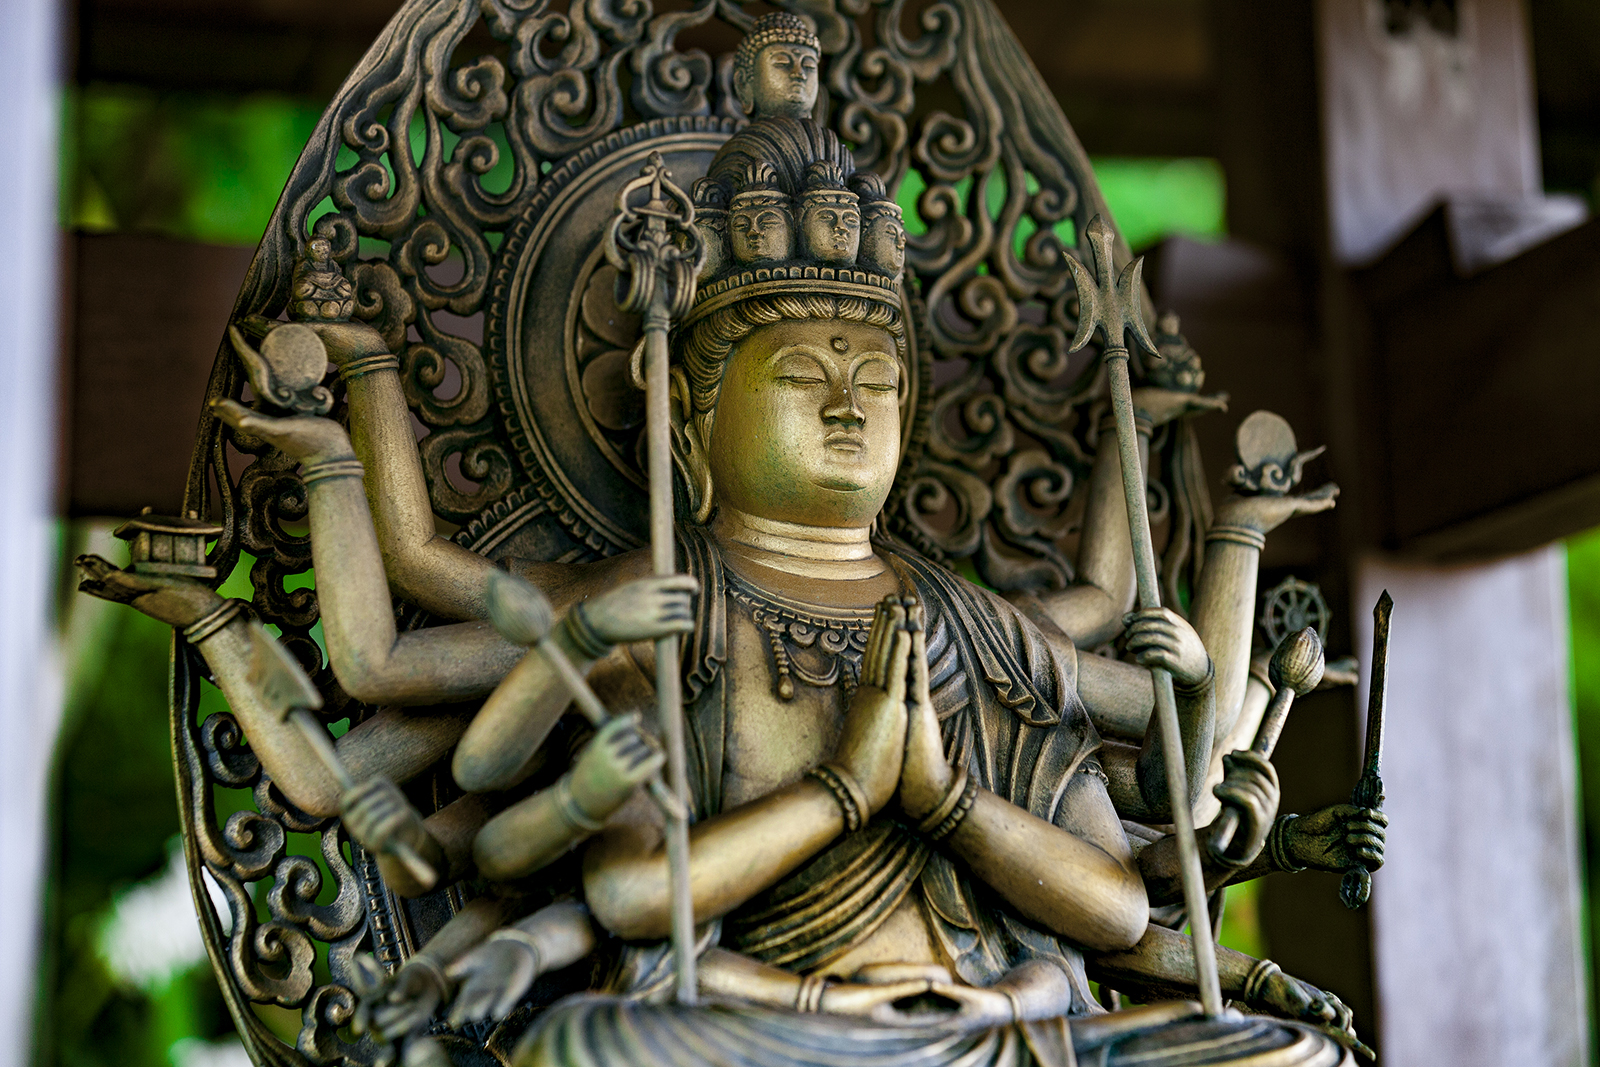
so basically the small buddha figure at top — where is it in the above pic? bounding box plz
[798,162,860,264]
[733,11,820,119]
[708,14,850,200]
[728,163,795,264]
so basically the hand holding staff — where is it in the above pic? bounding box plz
[604,152,705,1004]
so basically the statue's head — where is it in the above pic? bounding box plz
[728,163,794,263]
[673,288,906,529]
[733,12,821,119]
[799,163,861,265]
[674,78,909,530]
[850,172,906,282]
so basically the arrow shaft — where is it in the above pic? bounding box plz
[1106,354,1222,1016]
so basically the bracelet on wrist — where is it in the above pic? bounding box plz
[1173,658,1215,697]
[183,599,247,644]
[405,953,451,998]
[1268,813,1305,873]
[806,762,868,833]
[926,775,979,843]
[339,354,401,382]
[553,774,607,833]
[563,601,614,661]
[914,765,970,835]
[795,972,833,1013]
[1204,524,1267,551]
[299,456,365,487]
[1242,958,1281,1004]
[1000,985,1025,1023]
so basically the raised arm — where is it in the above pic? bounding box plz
[307,319,504,620]
[1031,390,1226,649]
[213,399,523,705]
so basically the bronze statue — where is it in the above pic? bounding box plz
[73,4,1389,1065]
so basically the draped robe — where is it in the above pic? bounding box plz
[611,527,1117,1016]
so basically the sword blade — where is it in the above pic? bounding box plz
[1361,590,1393,779]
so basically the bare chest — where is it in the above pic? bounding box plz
[719,601,859,808]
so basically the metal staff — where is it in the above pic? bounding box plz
[604,152,704,1004]
[1342,590,1392,909]
[1067,215,1222,1015]
[1209,626,1324,857]
[245,622,439,889]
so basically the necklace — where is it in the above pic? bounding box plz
[725,573,872,701]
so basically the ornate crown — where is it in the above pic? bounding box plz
[685,140,906,328]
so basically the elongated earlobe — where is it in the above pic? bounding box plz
[669,367,716,523]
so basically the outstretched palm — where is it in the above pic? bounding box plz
[1214,482,1339,536]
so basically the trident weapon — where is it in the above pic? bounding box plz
[244,622,439,889]
[1342,590,1392,909]
[604,152,704,1004]
[1067,215,1222,1015]
[1209,627,1325,857]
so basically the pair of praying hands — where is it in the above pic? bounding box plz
[826,595,949,828]
[830,596,1214,830]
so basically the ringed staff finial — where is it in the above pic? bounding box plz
[605,152,703,1005]
[1067,213,1224,1017]
[605,150,705,325]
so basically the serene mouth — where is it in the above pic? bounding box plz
[825,430,866,453]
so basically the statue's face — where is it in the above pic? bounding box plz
[708,319,902,528]
[747,45,819,118]
[861,213,906,276]
[801,202,861,263]
[730,205,794,262]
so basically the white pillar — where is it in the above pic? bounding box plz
[1357,549,1587,1067]
[0,0,62,1061]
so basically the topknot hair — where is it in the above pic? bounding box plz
[734,12,821,86]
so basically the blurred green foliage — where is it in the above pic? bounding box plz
[65,84,323,244]
[1566,529,1600,1038]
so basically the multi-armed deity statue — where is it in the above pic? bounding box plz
[76,5,1388,1066]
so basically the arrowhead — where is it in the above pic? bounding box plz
[487,571,555,647]
[245,622,323,718]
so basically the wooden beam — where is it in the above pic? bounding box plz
[1352,206,1600,557]
[65,232,252,517]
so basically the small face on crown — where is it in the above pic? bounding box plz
[730,199,795,263]
[860,208,906,280]
[800,196,860,263]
